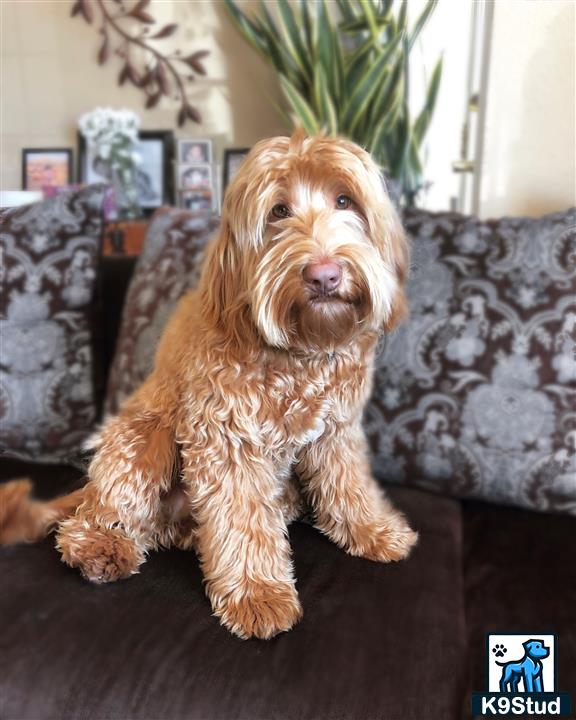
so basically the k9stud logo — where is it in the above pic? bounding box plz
[471,633,572,716]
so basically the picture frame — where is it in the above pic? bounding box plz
[77,130,175,216]
[22,148,73,191]
[223,148,250,192]
[180,190,213,212]
[178,139,212,165]
[178,163,213,191]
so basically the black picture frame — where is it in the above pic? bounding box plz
[77,129,175,217]
[222,148,250,193]
[178,138,212,164]
[22,148,73,190]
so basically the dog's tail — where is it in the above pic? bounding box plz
[0,479,86,545]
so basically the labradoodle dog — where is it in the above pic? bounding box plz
[0,131,417,639]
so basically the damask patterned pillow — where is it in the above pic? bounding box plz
[365,207,576,515]
[0,185,108,464]
[105,208,219,414]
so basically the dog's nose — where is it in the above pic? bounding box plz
[303,262,342,294]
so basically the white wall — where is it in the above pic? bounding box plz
[480,0,576,218]
[408,0,473,212]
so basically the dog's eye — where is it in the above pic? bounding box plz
[335,194,352,210]
[271,204,291,219]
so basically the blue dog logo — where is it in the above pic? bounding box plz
[472,633,573,716]
[497,639,550,693]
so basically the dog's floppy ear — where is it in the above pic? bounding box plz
[201,138,289,339]
[364,168,410,333]
[200,223,243,332]
[379,196,409,333]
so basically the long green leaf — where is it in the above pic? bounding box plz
[256,3,308,91]
[369,81,403,155]
[381,0,394,16]
[317,0,343,102]
[359,0,381,45]
[368,50,402,124]
[279,74,320,134]
[408,0,437,52]
[223,0,267,57]
[300,0,315,58]
[268,94,293,126]
[340,16,390,33]
[413,56,442,146]
[344,38,375,99]
[341,32,402,134]
[276,0,313,81]
[317,1,334,78]
[331,36,345,105]
[314,65,338,134]
[397,0,407,33]
[335,0,358,22]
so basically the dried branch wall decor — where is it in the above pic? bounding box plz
[71,0,209,126]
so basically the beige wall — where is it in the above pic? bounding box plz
[0,0,286,190]
[480,0,576,218]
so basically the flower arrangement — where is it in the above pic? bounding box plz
[79,107,142,218]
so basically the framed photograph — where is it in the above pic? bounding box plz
[223,148,250,191]
[180,190,213,212]
[22,148,73,190]
[178,163,212,191]
[78,130,175,216]
[178,139,212,164]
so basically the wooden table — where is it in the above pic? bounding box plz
[103,219,148,256]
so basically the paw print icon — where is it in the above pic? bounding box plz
[492,644,507,658]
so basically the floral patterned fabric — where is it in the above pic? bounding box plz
[105,209,219,414]
[366,207,576,515]
[0,185,107,463]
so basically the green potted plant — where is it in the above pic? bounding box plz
[225,0,442,206]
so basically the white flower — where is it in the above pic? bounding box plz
[78,107,140,147]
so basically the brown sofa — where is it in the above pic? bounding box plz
[0,256,574,720]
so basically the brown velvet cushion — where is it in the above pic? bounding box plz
[0,186,107,464]
[461,501,576,718]
[366,208,576,514]
[105,208,219,414]
[0,484,467,720]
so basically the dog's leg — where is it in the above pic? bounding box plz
[183,445,301,639]
[56,389,177,583]
[523,668,535,693]
[296,421,418,562]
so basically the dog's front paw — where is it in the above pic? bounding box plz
[214,582,302,640]
[56,520,144,584]
[348,515,418,563]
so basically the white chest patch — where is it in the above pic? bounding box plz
[301,417,326,444]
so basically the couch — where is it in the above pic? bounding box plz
[1,250,575,720]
